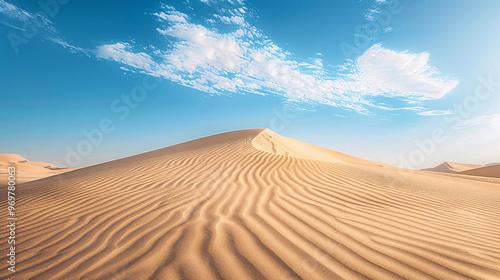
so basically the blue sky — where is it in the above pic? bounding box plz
[1,0,499,169]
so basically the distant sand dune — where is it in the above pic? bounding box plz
[422,161,484,174]
[460,164,500,179]
[1,129,499,279]
[0,154,72,187]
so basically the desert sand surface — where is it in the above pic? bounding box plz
[459,164,500,179]
[1,129,500,280]
[0,154,72,187]
[422,161,484,174]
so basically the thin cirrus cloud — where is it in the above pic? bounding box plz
[0,0,58,43]
[95,2,459,113]
[452,113,500,129]
[1,0,459,114]
[0,0,88,54]
[0,0,54,31]
[417,110,454,116]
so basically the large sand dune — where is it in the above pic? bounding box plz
[1,129,499,279]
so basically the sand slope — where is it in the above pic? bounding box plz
[422,161,483,174]
[459,164,500,179]
[1,129,500,280]
[0,154,72,187]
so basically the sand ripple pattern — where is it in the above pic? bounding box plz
[1,129,499,279]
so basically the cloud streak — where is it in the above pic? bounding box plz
[0,0,89,54]
[417,110,454,116]
[452,113,500,129]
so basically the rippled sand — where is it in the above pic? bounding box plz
[1,129,499,279]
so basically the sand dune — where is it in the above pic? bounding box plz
[1,129,500,279]
[0,154,72,187]
[422,161,484,174]
[459,164,500,179]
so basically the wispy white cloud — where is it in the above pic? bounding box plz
[363,0,396,37]
[92,3,458,114]
[452,113,500,129]
[153,10,188,23]
[0,20,26,31]
[348,47,458,102]
[0,0,88,54]
[0,0,56,35]
[0,0,50,25]
[213,14,245,25]
[1,0,459,114]
[200,0,246,5]
[97,43,156,71]
[365,8,381,21]
[417,110,454,116]
[355,44,459,99]
[451,113,500,162]
[364,0,388,22]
